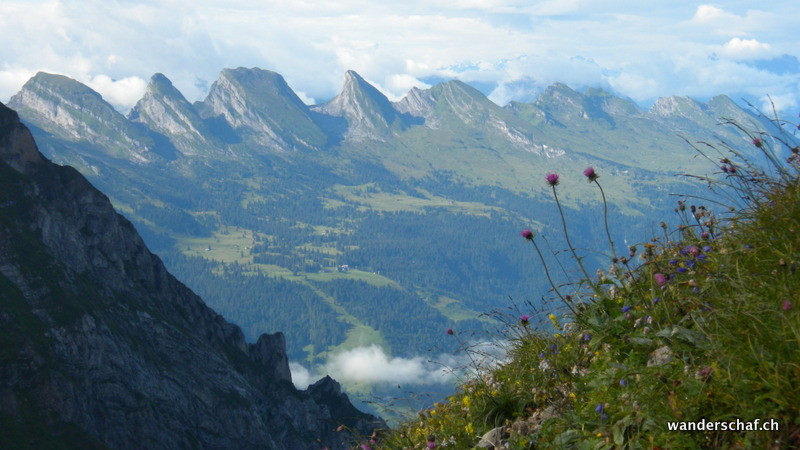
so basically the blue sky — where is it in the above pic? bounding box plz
[1,0,798,113]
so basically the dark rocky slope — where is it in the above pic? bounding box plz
[0,100,380,449]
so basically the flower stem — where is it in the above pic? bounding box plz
[531,238,578,316]
[552,185,601,296]
[593,179,618,263]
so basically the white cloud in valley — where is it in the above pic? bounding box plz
[0,1,798,111]
[289,342,505,389]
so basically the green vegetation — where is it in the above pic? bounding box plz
[375,124,800,448]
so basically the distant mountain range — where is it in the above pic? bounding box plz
[7,67,784,403]
[0,100,380,448]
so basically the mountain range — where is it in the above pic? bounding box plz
[0,100,381,448]
[6,67,784,408]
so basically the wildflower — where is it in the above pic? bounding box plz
[619,379,628,387]
[550,344,559,354]
[521,229,534,240]
[446,328,454,335]
[654,273,668,286]
[669,259,678,266]
[548,313,557,321]
[782,300,792,311]
[569,392,576,399]
[687,245,701,257]
[702,246,712,252]
[545,172,560,186]
[696,366,712,381]
[621,305,632,313]
[595,404,604,414]
[427,436,437,449]
[653,297,661,305]
[520,314,530,326]
[752,137,763,147]
[361,445,372,450]
[539,352,546,359]
[701,232,710,240]
[583,166,598,181]
[677,267,687,273]
[697,254,707,261]
[583,333,592,341]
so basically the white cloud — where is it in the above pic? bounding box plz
[0,1,797,112]
[289,362,317,389]
[86,75,147,110]
[324,345,453,385]
[295,91,316,106]
[760,94,797,114]
[719,38,775,61]
[288,341,507,390]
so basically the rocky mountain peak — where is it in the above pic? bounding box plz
[314,70,404,141]
[8,73,170,163]
[197,67,327,150]
[128,73,216,156]
[649,95,707,119]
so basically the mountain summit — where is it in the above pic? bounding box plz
[8,72,172,163]
[196,67,327,150]
[314,70,407,141]
[128,73,219,156]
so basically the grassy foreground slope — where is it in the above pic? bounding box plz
[374,133,800,449]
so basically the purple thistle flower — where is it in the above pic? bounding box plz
[621,305,632,313]
[701,232,710,240]
[687,246,701,257]
[427,439,437,449]
[752,137,763,148]
[521,229,535,240]
[782,300,792,311]
[583,166,598,181]
[654,273,668,286]
[545,172,560,186]
[446,328,454,335]
[519,314,530,326]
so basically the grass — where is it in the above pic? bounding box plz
[176,226,269,264]
[331,183,505,215]
[370,123,800,449]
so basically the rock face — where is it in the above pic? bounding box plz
[196,67,327,150]
[7,73,172,163]
[128,73,219,156]
[0,101,381,449]
[314,70,406,141]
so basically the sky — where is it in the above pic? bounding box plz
[1,1,798,113]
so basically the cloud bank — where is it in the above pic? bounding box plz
[289,342,508,390]
[1,1,798,112]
